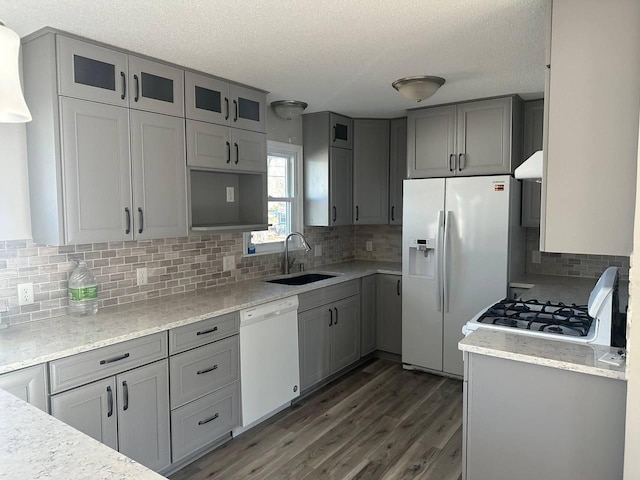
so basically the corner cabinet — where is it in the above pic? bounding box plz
[0,364,48,412]
[376,275,402,355]
[360,275,377,356]
[541,0,640,256]
[303,111,354,226]
[407,96,523,179]
[353,119,389,225]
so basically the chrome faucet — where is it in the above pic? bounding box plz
[284,232,312,274]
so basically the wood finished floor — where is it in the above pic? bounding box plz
[170,359,463,480]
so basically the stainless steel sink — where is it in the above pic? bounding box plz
[266,273,336,286]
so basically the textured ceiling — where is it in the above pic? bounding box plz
[1,0,546,117]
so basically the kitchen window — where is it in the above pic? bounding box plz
[244,141,303,254]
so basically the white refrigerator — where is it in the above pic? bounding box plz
[402,175,523,376]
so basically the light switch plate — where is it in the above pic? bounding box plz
[223,256,235,271]
[226,186,235,202]
[366,240,373,252]
[314,245,322,257]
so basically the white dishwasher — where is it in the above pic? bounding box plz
[235,296,300,434]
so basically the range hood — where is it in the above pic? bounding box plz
[515,150,543,182]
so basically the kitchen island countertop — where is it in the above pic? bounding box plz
[0,388,165,480]
[0,260,400,375]
[459,328,626,380]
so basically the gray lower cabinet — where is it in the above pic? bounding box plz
[407,96,522,179]
[388,117,407,225]
[298,292,361,391]
[131,110,187,239]
[353,119,389,225]
[50,359,171,471]
[376,275,402,355]
[463,353,626,480]
[360,275,377,356]
[0,364,48,412]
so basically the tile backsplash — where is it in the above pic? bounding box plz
[354,225,402,262]
[524,228,630,280]
[0,226,355,326]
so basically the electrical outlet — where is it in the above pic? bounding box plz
[17,283,34,306]
[136,267,148,286]
[0,298,8,313]
[223,256,235,271]
[366,240,373,252]
[226,186,235,203]
[532,250,541,264]
[314,244,323,257]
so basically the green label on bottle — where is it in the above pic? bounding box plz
[69,286,98,301]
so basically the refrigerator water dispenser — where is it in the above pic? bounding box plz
[408,238,436,278]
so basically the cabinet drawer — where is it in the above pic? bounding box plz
[170,335,239,409]
[171,382,240,463]
[298,280,360,313]
[49,332,167,394]
[169,312,239,354]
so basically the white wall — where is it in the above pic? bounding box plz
[624,112,640,479]
[0,122,31,240]
[266,106,302,145]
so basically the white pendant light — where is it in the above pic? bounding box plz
[271,100,308,120]
[0,21,31,123]
[392,75,445,102]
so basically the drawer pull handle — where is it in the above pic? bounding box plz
[197,326,219,336]
[100,353,130,365]
[198,412,219,425]
[197,364,219,375]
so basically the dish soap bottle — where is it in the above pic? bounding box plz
[247,234,256,255]
[68,260,98,316]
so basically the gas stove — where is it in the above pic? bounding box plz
[463,267,625,346]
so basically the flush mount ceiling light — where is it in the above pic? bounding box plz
[0,20,31,123]
[392,75,446,102]
[271,100,308,120]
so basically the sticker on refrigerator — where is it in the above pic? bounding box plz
[494,183,505,192]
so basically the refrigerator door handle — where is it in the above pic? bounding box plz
[443,210,451,313]
[436,210,445,312]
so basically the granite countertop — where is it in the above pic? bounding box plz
[510,273,629,309]
[459,329,626,380]
[0,389,164,480]
[0,260,401,375]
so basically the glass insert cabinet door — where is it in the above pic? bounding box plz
[330,113,353,150]
[128,55,185,117]
[229,85,266,133]
[185,71,230,126]
[57,35,129,107]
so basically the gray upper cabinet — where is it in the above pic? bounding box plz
[330,113,353,150]
[376,274,402,355]
[353,119,389,225]
[128,55,184,117]
[131,110,188,239]
[408,97,522,178]
[117,360,171,472]
[57,35,128,107]
[521,100,543,228]
[186,120,232,170]
[229,84,266,133]
[0,364,48,413]
[330,147,353,226]
[185,71,230,126]
[388,118,407,225]
[408,105,456,178]
[231,128,267,173]
[60,97,133,244]
[50,376,119,451]
[541,0,639,256]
